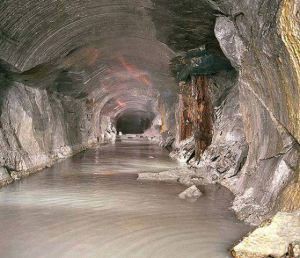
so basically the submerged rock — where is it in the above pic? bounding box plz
[137,167,210,186]
[178,185,202,201]
[137,169,182,183]
[138,167,212,186]
[232,211,300,258]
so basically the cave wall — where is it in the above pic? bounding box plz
[213,0,300,224]
[171,70,248,180]
[196,71,248,178]
[0,83,111,186]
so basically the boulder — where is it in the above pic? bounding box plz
[232,211,300,258]
[178,185,202,201]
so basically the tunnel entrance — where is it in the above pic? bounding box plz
[116,111,155,135]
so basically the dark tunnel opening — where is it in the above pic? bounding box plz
[116,111,155,135]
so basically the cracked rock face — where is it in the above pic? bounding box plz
[213,0,300,224]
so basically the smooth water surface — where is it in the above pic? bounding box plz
[0,139,251,258]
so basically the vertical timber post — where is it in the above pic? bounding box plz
[191,75,213,160]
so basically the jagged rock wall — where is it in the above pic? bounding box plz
[0,83,113,186]
[195,76,248,180]
[171,70,248,183]
[213,0,300,224]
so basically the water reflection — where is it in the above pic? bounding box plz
[0,140,251,258]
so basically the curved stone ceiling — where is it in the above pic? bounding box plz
[0,0,217,117]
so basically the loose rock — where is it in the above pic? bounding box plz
[178,185,203,201]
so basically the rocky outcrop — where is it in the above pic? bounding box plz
[170,69,248,185]
[178,185,203,201]
[232,211,300,258]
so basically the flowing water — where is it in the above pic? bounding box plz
[0,139,251,258]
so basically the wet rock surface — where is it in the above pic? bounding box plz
[138,167,188,183]
[178,185,203,201]
[232,211,300,258]
[138,166,213,187]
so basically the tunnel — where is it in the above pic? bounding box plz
[116,110,155,135]
[0,0,299,257]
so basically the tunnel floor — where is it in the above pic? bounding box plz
[0,139,251,258]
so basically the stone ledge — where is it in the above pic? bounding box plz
[232,211,300,258]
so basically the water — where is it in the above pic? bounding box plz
[0,139,251,258]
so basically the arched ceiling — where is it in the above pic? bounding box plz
[0,0,218,117]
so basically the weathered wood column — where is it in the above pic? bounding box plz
[191,75,213,160]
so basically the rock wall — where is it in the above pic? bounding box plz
[213,0,300,224]
[0,83,112,186]
[171,70,248,184]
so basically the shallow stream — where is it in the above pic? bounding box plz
[0,140,251,258]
